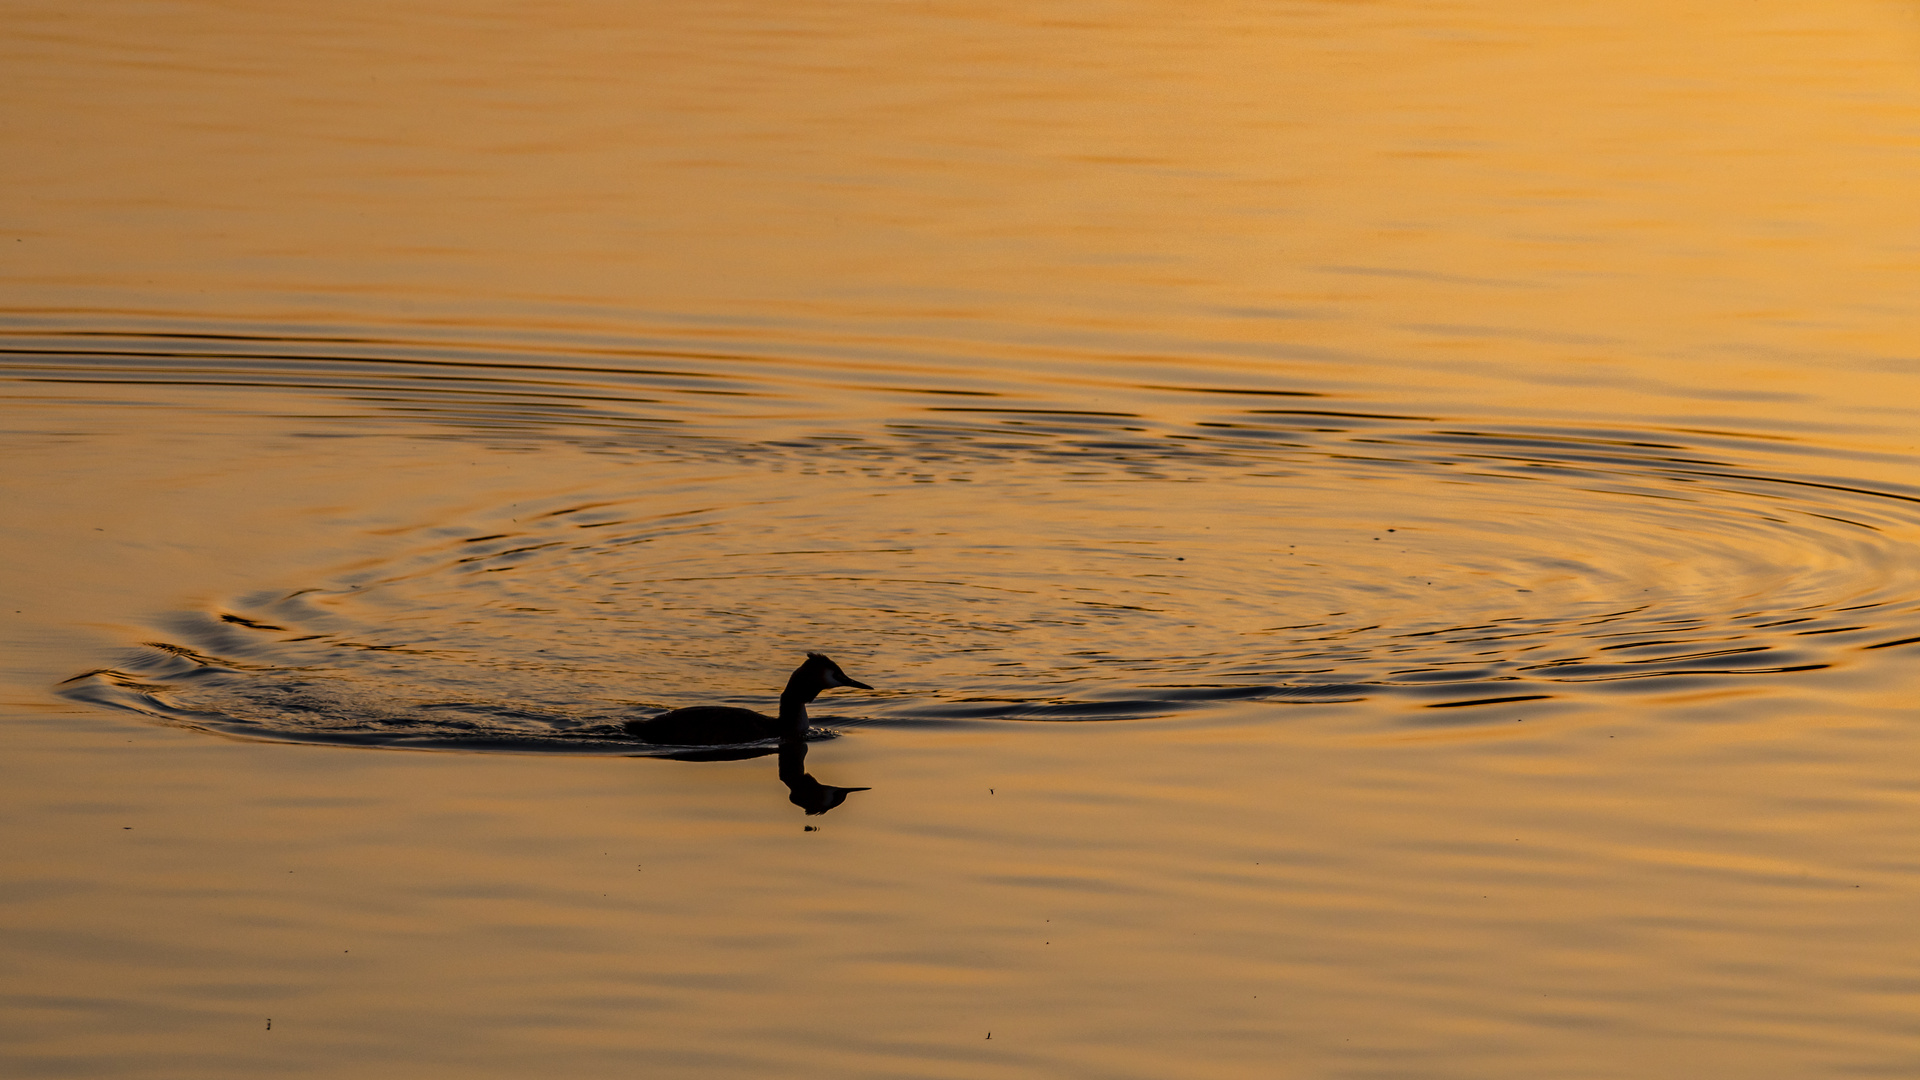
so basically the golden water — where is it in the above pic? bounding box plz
[5,2,1920,1076]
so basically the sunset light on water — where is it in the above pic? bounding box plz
[5,4,1920,1077]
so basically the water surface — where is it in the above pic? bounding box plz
[5,2,1920,1078]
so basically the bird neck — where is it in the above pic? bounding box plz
[777,685,815,738]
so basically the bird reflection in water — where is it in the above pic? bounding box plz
[778,739,869,815]
[657,737,871,815]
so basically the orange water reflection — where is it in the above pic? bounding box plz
[6,2,1920,1078]
[7,2,1920,422]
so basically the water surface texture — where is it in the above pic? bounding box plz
[30,321,1920,747]
[5,3,1920,1078]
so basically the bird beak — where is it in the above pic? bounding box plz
[827,669,873,690]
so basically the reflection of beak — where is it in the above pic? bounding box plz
[806,785,871,815]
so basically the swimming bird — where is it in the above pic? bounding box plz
[622,652,873,745]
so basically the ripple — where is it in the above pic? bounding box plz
[33,320,1918,751]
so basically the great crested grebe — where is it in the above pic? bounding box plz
[622,652,873,745]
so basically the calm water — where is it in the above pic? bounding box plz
[6,2,1920,1077]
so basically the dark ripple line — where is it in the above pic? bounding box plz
[0,343,756,380]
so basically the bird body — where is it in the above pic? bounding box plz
[624,705,783,745]
[623,652,873,746]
